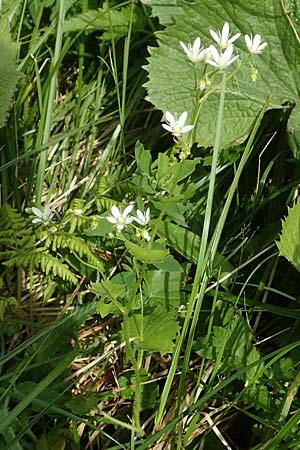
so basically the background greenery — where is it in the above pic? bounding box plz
[1,1,300,449]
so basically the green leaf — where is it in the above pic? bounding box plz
[0,24,18,128]
[142,0,183,25]
[125,240,169,263]
[135,141,152,175]
[153,254,182,272]
[85,216,115,237]
[277,202,300,272]
[143,0,300,147]
[64,3,146,38]
[126,307,179,354]
[212,314,263,382]
[156,220,233,273]
[143,270,187,308]
[91,279,126,317]
[91,279,126,299]
[118,370,159,409]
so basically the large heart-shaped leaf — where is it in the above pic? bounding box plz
[143,0,300,147]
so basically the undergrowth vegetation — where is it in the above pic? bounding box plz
[1,1,300,449]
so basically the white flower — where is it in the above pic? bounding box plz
[206,44,239,70]
[180,37,207,63]
[107,205,134,231]
[134,207,150,226]
[245,34,268,54]
[162,111,194,137]
[210,22,241,49]
[31,204,53,225]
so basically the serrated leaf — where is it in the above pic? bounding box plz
[143,0,300,147]
[142,0,183,25]
[277,202,300,272]
[135,141,152,175]
[91,279,126,299]
[126,307,179,354]
[91,279,126,317]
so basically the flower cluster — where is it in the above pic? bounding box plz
[107,205,151,241]
[179,22,267,70]
[162,23,268,137]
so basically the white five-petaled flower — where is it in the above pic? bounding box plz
[162,111,194,137]
[206,44,239,70]
[31,204,53,225]
[210,22,241,49]
[134,207,150,226]
[180,37,208,63]
[245,34,268,54]
[107,205,134,231]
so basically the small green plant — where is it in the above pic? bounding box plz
[2,1,300,449]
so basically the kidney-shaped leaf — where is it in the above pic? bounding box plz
[143,0,300,147]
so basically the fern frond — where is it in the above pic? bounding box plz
[0,296,18,320]
[40,253,77,283]
[4,249,78,284]
[0,204,26,230]
[44,232,104,272]
[96,196,119,213]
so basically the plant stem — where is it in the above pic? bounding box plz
[277,366,300,425]
[155,87,270,427]
[35,0,65,203]
[177,71,227,420]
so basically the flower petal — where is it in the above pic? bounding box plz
[162,124,173,132]
[111,205,120,218]
[165,111,175,126]
[177,111,188,128]
[107,216,117,224]
[222,22,230,42]
[44,204,51,216]
[210,29,220,44]
[209,45,220,61]
[182,125,194,133]
[180,41,190,56]
[193,37,201,53]
[228,32,241,44]
[223,44,234,60]
[253,34,261,47]
[31,207,43,218]
[245,34,251,49]
[123,204,134,217]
